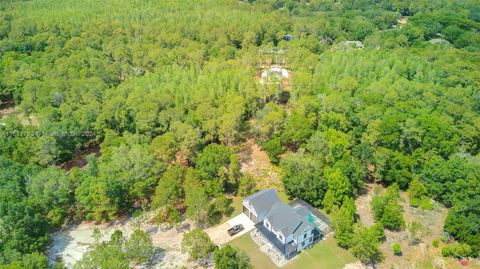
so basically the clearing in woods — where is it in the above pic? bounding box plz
[238,138,284,191]
[355,184,479,269]
[48,138,285,269]
[399,16,409,25]
[59,143,101,172]
[47,212,199,269]
[0,102,39,126]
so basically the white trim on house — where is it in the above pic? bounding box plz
[243,201,257,215]
[243,201,259,223]
[242,189,281,224]
[264,219,271,231]
[277,232,285,244]
[242,189,323,259]
[263,216,315,252]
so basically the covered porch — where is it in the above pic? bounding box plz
[255,223,297,260]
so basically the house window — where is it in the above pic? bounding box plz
[278,234,284,242]
[264,222,270,229]
[309,238,313,243]
[304,234,307,239]
[311,230,314,235]
[301,242,305,247]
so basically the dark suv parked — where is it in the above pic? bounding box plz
[227,224,244,236]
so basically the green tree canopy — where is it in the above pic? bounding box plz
[351,225,384,264]
[213,245,251,269]
[181,228,216,262]
[152,165,185,208]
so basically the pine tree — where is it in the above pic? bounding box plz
[322,168,353,213]
[332,198,356,248]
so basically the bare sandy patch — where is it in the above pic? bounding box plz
[343,261,370,269]
[399,16,409,25]
[237,138,282,190]
[0,104,39,126]
[351,184,476,269]
[376,191,456,269]
[47,212,196,268]
[355,183,376,226]
[239,138,273,176]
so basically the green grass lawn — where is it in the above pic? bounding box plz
[285,237,356,269]
[229,233,279,269]
[229,233,356,269]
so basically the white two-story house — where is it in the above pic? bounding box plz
[242,189,320,259]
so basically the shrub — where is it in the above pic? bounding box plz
[406,221,423,245]
[419,197,434,210]
[206,195,233,225]
[441,246,450,257]
[154,206,183,226]
[237,174,256,197]
[441,244,472,257]
[371,222,386,241]
[167,206,183,226]
[213,245,251,269]
[262,136,284,164]
[351,225,383,263]
[407,177,431,209]
[432,239,439,248]
[124,229,156,263]
[380,200,405,230]
[392,243,402,256]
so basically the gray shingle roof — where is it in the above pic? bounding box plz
[244,188,281,216]
[293,205,309,218]
[265,203,313,238]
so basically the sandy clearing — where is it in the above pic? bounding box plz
[48,211,255,268]
[238,138,282,191]
[376,192,450,269]
[343,261,371,269]
[47,212,197,268]
[0,104,39,126]
[239,138,273,177]
[355,185,464,269]
[354,183,376,226]
[399,16,409,25]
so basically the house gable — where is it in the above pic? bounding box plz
[243,188,281,223]
[243,189,321,259]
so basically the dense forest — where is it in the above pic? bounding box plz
[0,0,479,268]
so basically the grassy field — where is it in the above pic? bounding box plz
[229,233,356,269]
